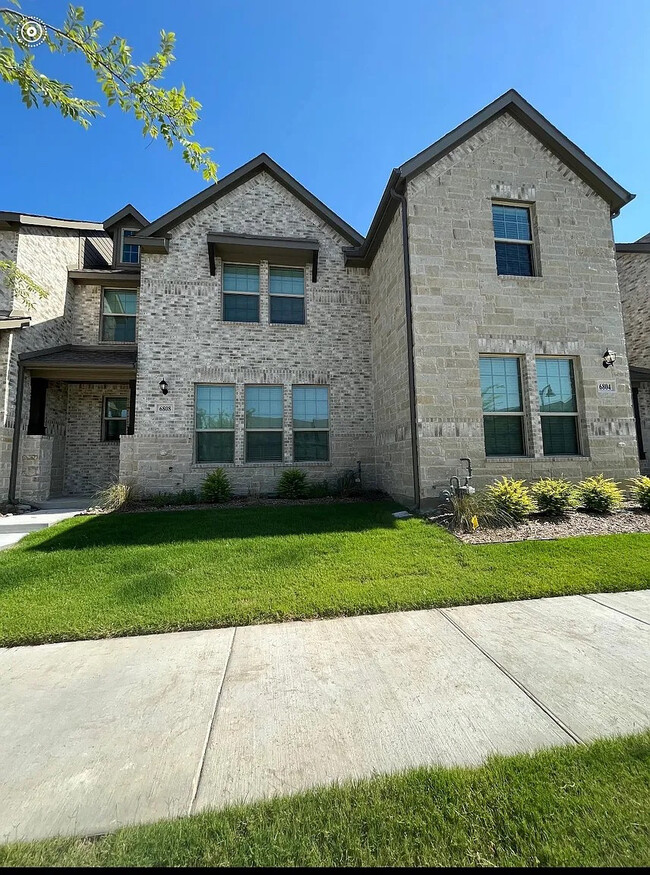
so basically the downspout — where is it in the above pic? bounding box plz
[390,182,421,510]
[8,359,25,503]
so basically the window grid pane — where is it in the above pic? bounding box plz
[102,315,136,342]
[479,357,522,413]
[269,268,304,296]
[223,264,259,293]
[294,431,329,462]
[103,290,137,315]
[293,387,329,429]
[246,387,283,429]
[536,358,577,412]
[197,431,234,463]
[196,386,235,430]
[492,205,532,241]
[103,396,128,441]
[121,230,140,264]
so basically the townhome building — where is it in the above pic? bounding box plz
[0,90,643,509]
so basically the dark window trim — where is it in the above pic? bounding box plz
[244,384,284,462]
[102,394,129,442]
[194,383,236,463]
[492,201,537,277]
[119,227,141,266]
[536,356,582,456]
[480,354,528,457]
[292,384,330,461]
[222,261,261,324]
[100,287,138,344]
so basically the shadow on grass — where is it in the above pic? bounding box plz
[23,500,402,553]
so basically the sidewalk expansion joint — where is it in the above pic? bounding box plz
[580,593,650,626]
[188,626,237,815]
[437,608,584,747]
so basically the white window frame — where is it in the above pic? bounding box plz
[269,265,306,325]
[222,262,260,323]
[536,356,582,456]
[194,384,236,464]
[492,201,536,277]
[100,287,138,344]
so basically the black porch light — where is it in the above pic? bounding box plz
[159,378,169,395]
[602,349,617,368]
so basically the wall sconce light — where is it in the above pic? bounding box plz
[159,378,169,395]
[602,349,617,369]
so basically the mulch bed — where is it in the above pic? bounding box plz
[431,506,650,543]
[83,493,386,515]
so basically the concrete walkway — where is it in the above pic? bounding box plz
[0,497,93,550]
[1,590,648,844]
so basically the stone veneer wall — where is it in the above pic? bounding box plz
[617,250,650,472]
[405,112,639,501]
[122,171,375,496]
[368,205,415,504]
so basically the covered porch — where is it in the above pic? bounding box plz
[12,345,136,503]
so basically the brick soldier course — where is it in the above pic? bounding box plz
[0,90,646,506]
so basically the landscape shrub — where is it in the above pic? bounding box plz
[530,478,576,516]
[201,469,233,503]
[94,481,135,512]
[486,477,534,523]
[305,479,331,499]
[334,469,363,497]
[628,476,650,511]
[277,468,307,499]
[577,475,623,513]
[447,492,515,532]
[150,489,199,508]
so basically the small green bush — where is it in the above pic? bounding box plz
[530,478,576,516]
[334,469,363,497]
[150,489,200,508]
[577,475,623,513]
[447,492,515,532]
[629,476,650,511]
[278,468,307,499]
[486,477,534,523]
[201,469,233,503]
[306,479,331,499]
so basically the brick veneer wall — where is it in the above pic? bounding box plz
[123,171,375,496]
[405,113,639,500]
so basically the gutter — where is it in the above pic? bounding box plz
[390,181,421,511]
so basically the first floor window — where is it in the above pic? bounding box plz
[245,386,283,461]
[536,357,579,455]
[223,263,260,322]
[195,385,235,462]
[480,356,525,456]
[103,396,128,441]
[101,289,137,342]
[270,267,305,324]
[492,203,535,277]
[293,386,329,460]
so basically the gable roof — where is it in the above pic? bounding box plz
[346,89,635,268]
[103,204,148,232]
[137,153,363,246]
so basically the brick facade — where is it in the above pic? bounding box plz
[0,95,646,504]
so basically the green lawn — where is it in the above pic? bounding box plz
[1,500,649,647]
[2,732,648,867]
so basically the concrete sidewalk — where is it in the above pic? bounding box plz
[1,590,648,844]
[0,497,93,550]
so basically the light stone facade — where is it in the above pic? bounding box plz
[0,97,646,504]
[405,113,639,500]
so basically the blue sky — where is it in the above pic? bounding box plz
[2,0,649,240]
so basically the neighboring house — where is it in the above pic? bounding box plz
[0,90,643,509]
[616,234,650,473]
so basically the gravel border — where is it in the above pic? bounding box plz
[431,507,650,543]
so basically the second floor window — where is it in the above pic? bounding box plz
[223,264,260,322]
[492,204,535,277]
[121,229,140,265]
[480,355,525,456]
[270,267,305,324]
[101,289,137,343]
